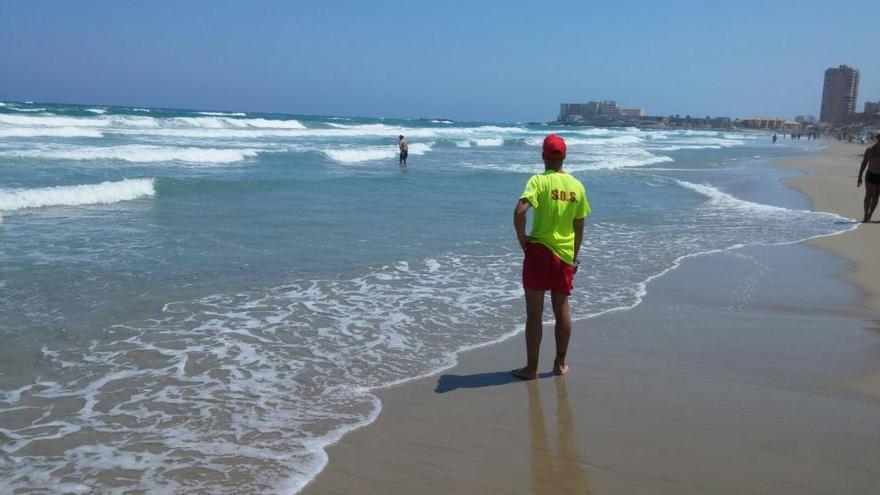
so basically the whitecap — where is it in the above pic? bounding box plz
[674,180,790,215]
[0,127,104,138]
[4,145,261,164]
[0,113,109,128]
[171,116,305,129]
[196,111,247,117]
[323,147,397,163]
[323,142,432,163]
[9,107,47,113]
[0,178,155,211]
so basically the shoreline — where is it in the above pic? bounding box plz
[779,139,880,316]
[303,139,880,493]
[779,139,880,398]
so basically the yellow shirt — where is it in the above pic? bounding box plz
[520,170,590,264]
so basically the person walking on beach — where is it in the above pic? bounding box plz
[857,134,880,223]
[398,135,408,167]
[512,134,590,380]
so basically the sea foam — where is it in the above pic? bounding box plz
[171,116,305,129]
[0,114,109,128]
[675,180,791,215]
[0,178,155,211]
[0,127,104,138]
[323,142,432,163]
[5,145,261,164]
[196,111,248,117]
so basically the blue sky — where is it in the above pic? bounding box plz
[1,0,876,122]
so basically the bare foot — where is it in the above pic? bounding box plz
[512,367,537,380]
[553,358,569,376]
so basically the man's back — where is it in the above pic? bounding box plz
[520,170,590,265]
[866,143,880,173]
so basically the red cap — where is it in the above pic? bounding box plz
[542,134,566,160]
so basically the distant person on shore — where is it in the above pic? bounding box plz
[398,135,408,167]
[772,134,777,143]
[512,134,590,380]
[857,135,880,223]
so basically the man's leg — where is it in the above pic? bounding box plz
[869,183,880,221]
[550,291,571,375]
[513,288,545,379]
[865,183,877,222]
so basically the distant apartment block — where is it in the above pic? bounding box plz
[740,116,786,129]
[621,108,645,117]
[820,65,860,123]
[597,101,620,116]
[559,102,599,121]
[559,100,631,122]
[555,101,736,129]
[866,101,880,115]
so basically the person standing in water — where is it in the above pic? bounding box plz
[399,135,408,167]
[857,134,880,223]
[512,134,590,380]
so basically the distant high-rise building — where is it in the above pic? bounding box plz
[559,102,598,121]
[558,100,643,122]
[820,65,860,123]
[597,100,621,116]
[866,101,880,115]
[620,108,646,117]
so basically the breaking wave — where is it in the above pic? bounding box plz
[457,138,504,147]
[4,145,262,164]
[323,142,433,163]
[674,180,791,215]
[0,127,104,138]
[196,111,247,117]
[0,178,155,211]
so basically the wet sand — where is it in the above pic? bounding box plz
[781,139,880,398]
[302,141,880,494]
[781,139,880,316]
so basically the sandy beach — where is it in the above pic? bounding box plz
[780,139,880,399]
[781,139,880,316]
[303,140,880,494]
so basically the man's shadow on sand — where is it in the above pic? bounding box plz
[435,371,555,393]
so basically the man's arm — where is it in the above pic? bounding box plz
[513,199,532,252]
[858,149,870,187]
[573,218,585,267]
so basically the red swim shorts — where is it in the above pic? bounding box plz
[522,243,575,295]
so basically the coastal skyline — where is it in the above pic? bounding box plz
[1,0,877,122]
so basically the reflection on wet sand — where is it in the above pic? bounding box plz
[528,377,590,494]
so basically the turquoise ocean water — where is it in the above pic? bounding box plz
[0,101,854,493]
